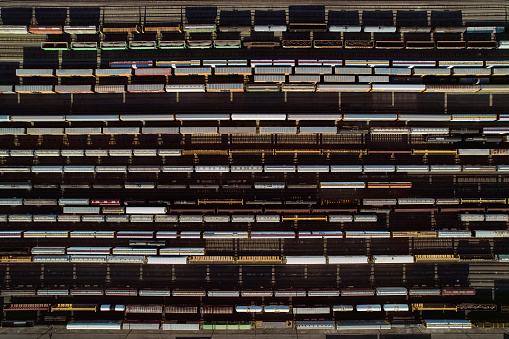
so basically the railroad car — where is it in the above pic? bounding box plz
[320,182,365,189]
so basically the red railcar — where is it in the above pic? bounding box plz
[487,207,509,212]
[29,26,63,34]
[91,199,121,205]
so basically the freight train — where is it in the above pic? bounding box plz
[4,83,509,94]
[59,318,472,331]
[0,21,504,52]
[1,113,509,123]
[0,18,504,36]
[0,285,477,297]
[14,59,509,77]
[1,164,509,174]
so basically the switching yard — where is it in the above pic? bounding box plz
[0,1,509,337]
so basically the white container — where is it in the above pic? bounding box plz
[328,256,368,264]
[162,322,200,331]
[146,256,187,264]
[372,255,414,264]
[126,207,167,214]
[286,256,326,265]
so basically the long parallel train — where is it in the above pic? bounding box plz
[1,207,508,224]
[49,301,496,313]
[14,59,509,76]
[1,230,509,240]
[1,113,508,123]
[3,198,509,220]
[9,302,494,315]
[1,125,508,139]
[2,21,504,35]
[7,59,509,94]
[1,164,509,174]
[1,206,509,222]
[2,112,509,128]
[6,301,494,315]
[0,145,508,159]
[23,246,509,260]
[2,21,505,51]
[7,301,495,313]
[13,60,509,90]
[6,83,509,94]
[0,285,478,297]
[64,319,471,330]
[5,197,509,207]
